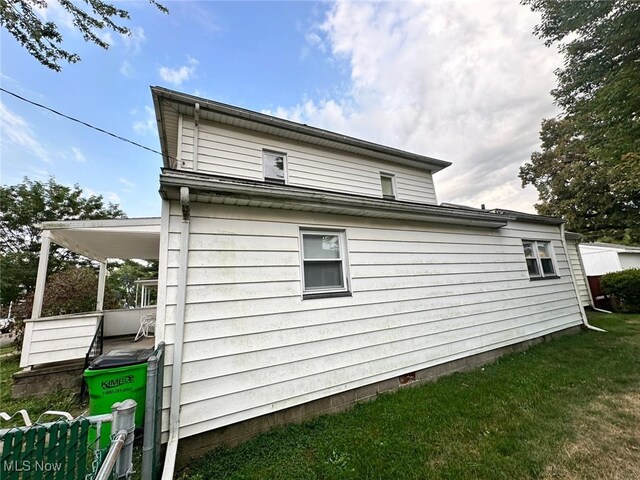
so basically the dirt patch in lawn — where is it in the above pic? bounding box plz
[542,391,640,480]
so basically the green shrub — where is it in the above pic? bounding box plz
[601,268,640,312]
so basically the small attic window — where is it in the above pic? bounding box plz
[380,173,396,200]
[263,150,287,184]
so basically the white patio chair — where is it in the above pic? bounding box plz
[134,313,156,342]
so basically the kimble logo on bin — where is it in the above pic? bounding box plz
[102,375,135,390]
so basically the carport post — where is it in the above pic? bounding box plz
[31,231,51,319]
[96,261,107,311]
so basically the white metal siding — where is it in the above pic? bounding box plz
[179,119,438,204]
[565,240,591,306]
[20,313,101,367]
[161,203,582,440]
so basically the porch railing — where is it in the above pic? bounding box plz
[81,317,105,399]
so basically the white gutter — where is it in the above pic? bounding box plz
[160,171,515,229]
[161,187,191,480]
[561,223,606,332]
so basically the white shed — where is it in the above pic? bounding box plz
[579,242,640,276]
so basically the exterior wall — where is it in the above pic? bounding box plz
[160,202,583,440]
[565,240,591,306]
[20,312,102,367]
[179,118,438,204]
[580,246,622,276]
[175,324,581,463]
[619,252,640,271]
[103,306,156,337]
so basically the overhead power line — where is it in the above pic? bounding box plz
[0,87,172,162]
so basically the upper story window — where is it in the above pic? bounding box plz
[522,240,558,279]
[263,150,287,184]
[380,173,396,200]
[300,230,351,298]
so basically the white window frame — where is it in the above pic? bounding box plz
[380,172,397,200]
[299,229,351,298]
[262,149,288,184]
[522,240,559,279]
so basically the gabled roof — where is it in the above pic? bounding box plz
[151,86,451,174]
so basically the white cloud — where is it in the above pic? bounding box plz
[276,0,562,213]
[133,106,156,135]
[158,57,199,86]
[119,177,135,188]
[106,192,121,203]
[98,31,114,46]
[0,102,51,163]
[35,0,74,31]
[29,166,50,179]
[120,60,134,78]
[71,147,86,162]
[305,31,326,52]
[121,27,147,54]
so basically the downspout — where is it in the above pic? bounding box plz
[161,187,191,480]
[561,223,606,332]
[575,238,612,314]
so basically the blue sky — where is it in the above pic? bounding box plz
[1,1,562,218]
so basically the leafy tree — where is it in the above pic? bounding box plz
[520,0,640,244]
[11,266,120,350]
[0,177,126,306]
[107,259,158,308]
[0,0,168,71]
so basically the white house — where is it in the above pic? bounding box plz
[19,87,598,476]
[579,242,640,276]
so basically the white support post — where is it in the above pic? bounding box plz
[96,261,107,311]
[31,232,51,319]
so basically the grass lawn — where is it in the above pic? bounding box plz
[0,347,86,421]
[178,312,640,480]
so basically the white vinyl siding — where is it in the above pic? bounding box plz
[160,203,581,440]
[20,313,102,367]
[178,119,438,204]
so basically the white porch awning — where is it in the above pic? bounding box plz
[40,217,161,262]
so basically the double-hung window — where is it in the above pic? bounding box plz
[263,150,287,184]
[522,240,558,279]
[380,173,396,200]
[300,230,350,297]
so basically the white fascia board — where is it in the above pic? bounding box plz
[38,217,161,230]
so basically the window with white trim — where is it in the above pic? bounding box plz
[263,150,286,183]
[380,173,396,200]
[300,230,350,297]
[522,240,558,279]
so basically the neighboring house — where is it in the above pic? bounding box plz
[579,242,640,276]
[20,87,595,473]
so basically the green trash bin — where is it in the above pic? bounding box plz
[84,348,153,447]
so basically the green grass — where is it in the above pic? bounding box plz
[178,311,640,480]
[0,350,86,422]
